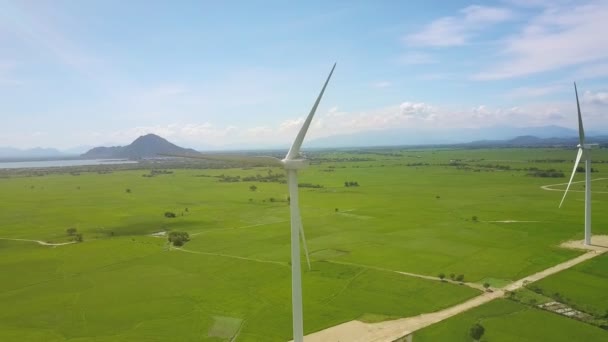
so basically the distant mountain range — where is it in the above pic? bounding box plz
[81,134,197,159]
[1,125,607,159]
[459,135,608,148]
[0,147,66,159]
[306,125,596,148]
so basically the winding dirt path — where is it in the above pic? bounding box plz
[0,237,76,247]
[326,260,485,291]
[302,237,608,342]
[174,247,287,267]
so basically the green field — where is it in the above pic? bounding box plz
[531,254,608,317]
[414,299,608,341]
[1,147,607,340]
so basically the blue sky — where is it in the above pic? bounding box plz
[1,0,608,149]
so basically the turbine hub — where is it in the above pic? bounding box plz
[281,159,309,170]
[578,144,594,149]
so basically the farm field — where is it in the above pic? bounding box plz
[1,147,607,341]
[414,299,608,341]
[530,253,608,317]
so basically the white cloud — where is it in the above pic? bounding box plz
[475,1,608,80]
[506,84,566,98]
[574,63,608,80]
[503,0,574,9]
[399,102,435,119]
[583,90,608,105]
[10,95,608,150]
[405,5,514,47]
[397,52,437,65]
[371,81,392,88]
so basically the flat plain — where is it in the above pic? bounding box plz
[1,147,607,341]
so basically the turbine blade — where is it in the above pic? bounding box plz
[285,63,336,160]
[559,148,584,208]
[574,82,585,145]
[160,153,283,167]
[299,221,311,271]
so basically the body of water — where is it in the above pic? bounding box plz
[0,159,138,169]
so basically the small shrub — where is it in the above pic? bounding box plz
[470,323,485,342]
[168,231,190,247]
[164,211,176,218]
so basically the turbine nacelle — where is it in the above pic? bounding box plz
[281,159,309,170]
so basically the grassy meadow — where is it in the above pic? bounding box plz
[414,299,608,341]
[0,147,607,340]
[530,253,608,317]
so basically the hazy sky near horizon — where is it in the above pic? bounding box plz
[1,0,608,149]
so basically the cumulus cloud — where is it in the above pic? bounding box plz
[475,1,608,80]
[399,102,435,119]
[583,90,608,105]
[34,94,608,150]
[405,5,514,47]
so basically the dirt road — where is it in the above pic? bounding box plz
[302,237,607,342]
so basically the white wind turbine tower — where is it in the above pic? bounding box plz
[559,82,597,246]
[164,63,336,342]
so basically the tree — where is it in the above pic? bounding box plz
[483,282,490,290]
[66,227,77,236]
[449,273,456,280]
[249,185,257,191]
[456,274,464,282]
[472,216,478,222]
[168,231,190,247]
[164,211,176,218]
[335,208,339,212]
[125,188,131,193]
[438,273,446,281]
[74,233,83,243]
[470,323,485,342]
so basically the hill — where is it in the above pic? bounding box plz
[0,147,66,159]
[81,134,197,159]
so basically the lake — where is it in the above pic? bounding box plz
[0,159,138,169]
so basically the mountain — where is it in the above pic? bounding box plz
[81,134,197,159]
[306,125,586,148]
[463,135,608,148]
[0,147,66,158]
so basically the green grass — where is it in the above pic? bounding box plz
[1,147,607,340]
[532,254,608,317]
[415,299,608,341]
[0,238,478,341]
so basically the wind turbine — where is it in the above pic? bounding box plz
[164,63,336,342]
[559,82,596,246]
